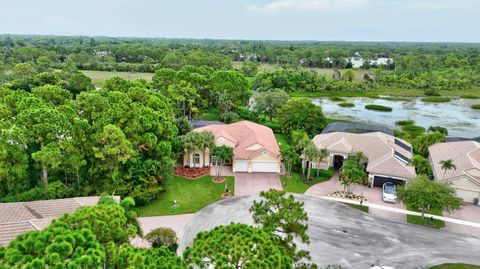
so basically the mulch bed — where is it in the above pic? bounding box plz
[329,191,367,201]
[212,176,225,183]
[174,166,211,179]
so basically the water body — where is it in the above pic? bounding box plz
[312,97,480,138]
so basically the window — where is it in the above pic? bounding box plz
[210,155,217,165]
[193,153,200,165]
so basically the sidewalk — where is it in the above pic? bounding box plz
[321,196,480,229]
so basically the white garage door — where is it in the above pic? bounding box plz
[234,160,249,172]
[455,188,479,204]
[251,161,278,173]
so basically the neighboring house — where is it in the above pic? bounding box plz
[0,196,119,246]
[304,132,416,187]
[183,120,281,173]
[429,141,480,204]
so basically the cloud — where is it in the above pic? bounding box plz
[246,0,367,13]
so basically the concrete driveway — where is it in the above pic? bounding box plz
[444,204,480,238]
[305,171,405,210]
[179,195,480,269]
[131,214,195,248]
[211,165,282,196]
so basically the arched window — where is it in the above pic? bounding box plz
[193,153,201,165]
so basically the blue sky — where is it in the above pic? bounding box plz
[1,0,479,42]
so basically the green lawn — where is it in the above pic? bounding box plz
[275,133,290,150]
[136,175,234,216]
[406,204,445,229]
[281,170,333,193]
[429,264,480,269]
[82,70,153,87]
[343,202,369,213]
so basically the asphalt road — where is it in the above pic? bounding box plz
[179,195,480,269]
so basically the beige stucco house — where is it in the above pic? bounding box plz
[183,121,281,173]
[429,141,480,204]
[304,132,416,187]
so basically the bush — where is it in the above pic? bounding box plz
[424,89,440,96]
[221,111,240,124]
[471,104,480,110]
[364,104,392,112]
[145,227,178,252]
[338,102,354,107]
[236,106,254,120]
[47,181,75,199]
[421,97,451,103]
[428,126,448,136]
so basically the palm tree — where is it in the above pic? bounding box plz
[212,145,233,194]
[303,143,318,181]
[440,159,456,180]
[199,131,215,167]
[315,148,329,178]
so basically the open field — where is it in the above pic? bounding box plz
[82,70,153,87]
[233,61,369,81]
[136,175,234,216]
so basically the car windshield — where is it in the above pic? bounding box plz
[384,184,396,194]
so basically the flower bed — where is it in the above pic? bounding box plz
[174,166,211,179]
[328,191,367,201]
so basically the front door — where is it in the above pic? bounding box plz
[333,155,344,170]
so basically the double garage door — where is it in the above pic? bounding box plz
[234,160,279,173]
[373,176,405,188]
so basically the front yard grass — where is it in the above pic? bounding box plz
[281,169,333,193]
[406,204,445,229]
[429,264,480,269]
[343,202,369,213]
[136,175,234,216]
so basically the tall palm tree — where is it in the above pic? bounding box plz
[439,159,456,180]
[200,131,215,167]
[303,143,318,181]
[315,148,329,178]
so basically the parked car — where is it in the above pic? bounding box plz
[382,182,397,203]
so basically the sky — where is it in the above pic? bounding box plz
[1,0,479,42]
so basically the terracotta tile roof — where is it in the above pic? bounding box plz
[312,132,416,180]
[429,141,480,181]
[194,120,280,159]
[0,196,119,246]
[0,222,36,246]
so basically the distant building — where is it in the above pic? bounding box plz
[370,57,394,67]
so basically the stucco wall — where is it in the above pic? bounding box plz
[450,176,480,203]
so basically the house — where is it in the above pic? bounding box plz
[0,196,119,246]
[304,132,416,187]
[183,121,281,173]
[429,141,480,204]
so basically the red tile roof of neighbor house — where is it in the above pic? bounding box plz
[0,196,120,246]
[194,120,280,159]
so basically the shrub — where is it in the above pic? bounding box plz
[236,106,254,120]
[421,97,451,102]
[428,126,448,136]
[364,104,392,112]
[424,89,440,96]
[145,227,178,252]
[47,181,75,199]
[221,111,239,124]
[338,102,354,107]
[471,104,480,110]
[329,96,346,102]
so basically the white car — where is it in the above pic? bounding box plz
[382,182,397,203]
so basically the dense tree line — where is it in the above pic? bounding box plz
[1,35,479,91]
[0,71,178,204]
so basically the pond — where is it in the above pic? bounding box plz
[312,96,480,138]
